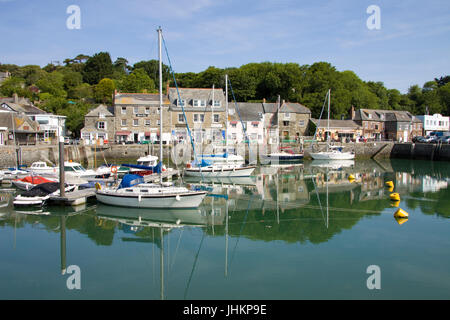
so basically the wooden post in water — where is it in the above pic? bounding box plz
[59,135,65,198]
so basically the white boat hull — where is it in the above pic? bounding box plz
[96,191,207,208]
[184,166,256,178]
[310,151,355,160]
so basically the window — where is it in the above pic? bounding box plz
[299,120,305,127]
[177,99,185,106]
[283,121,289,126]
[121,119,127,126]
[99,113,105,119]
[193,99,206,107]
[231,123,237,128]
[121,107,126,114]
[213,100,221,107]
[97,121,106,129]
[285,112,290,119]
[145,107,150,114]
[145,120,150,126]
[134,107,139,114]
[178,114,185,123]
[252,123,258,128]
[213,114,219,123]
[232,133,237,140]
[133,119,139,126]
[194,114,204,123]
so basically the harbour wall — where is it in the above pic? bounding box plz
[4,142,449,168]
[390,143,450,161]
[0,142,398,168]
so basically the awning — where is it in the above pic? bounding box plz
[144,131,151,137]
[230,121,238,125]
[116,131,131,136]
[251,121,259,125]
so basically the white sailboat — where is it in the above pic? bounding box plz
[310,89,355,160]
[95,27,207,209]
[184,74,256,177]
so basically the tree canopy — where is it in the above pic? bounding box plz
[0,53,448,137]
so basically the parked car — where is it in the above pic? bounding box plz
[437,136,450,144]
[412,136,425,143]
[421,136,437,143]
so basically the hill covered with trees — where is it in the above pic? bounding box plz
[1,52,449,136]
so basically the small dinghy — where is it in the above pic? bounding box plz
[13,182,75,207]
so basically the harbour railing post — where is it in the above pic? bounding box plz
[59,135,65,198]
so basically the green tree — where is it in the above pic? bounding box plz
[94,78,115,104]
[0,77,31,98]
[82,52,114,85]
[120,68,155,93]
[36,72,67,98]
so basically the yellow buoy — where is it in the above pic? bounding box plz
[95,182,102,190]
[395,217,408,225]
[385,181,394,188]
[390,200,400,207]
[387,186,394,193]
[390,193,400,201]
[348,174,355,182]
[394,208,409,218]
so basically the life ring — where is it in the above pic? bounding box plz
[95,182,102,190]
[111,166,118,174]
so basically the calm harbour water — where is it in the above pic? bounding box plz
[0,159,449,300]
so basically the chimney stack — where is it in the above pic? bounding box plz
[166,81,170,95]
[351,105,355,120]
[263,98,266,103]
[13,93,18,103]
[282,99,285,104]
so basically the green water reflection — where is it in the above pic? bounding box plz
[0,159,449,299]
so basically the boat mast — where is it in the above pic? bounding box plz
[225,74,228,162]
[327,89,331,152]
[158,26,163,185]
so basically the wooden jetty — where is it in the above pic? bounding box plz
[49,188,97,206]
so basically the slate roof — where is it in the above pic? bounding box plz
[0,112,41,132]
[85,104,114,117]
[262,102,311,114]
[168,87,226,111]
[231,103,264,122]
[114,92,169,105]
[354,109,421,122]
[310,118,361,129]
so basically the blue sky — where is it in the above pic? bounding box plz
[1,0,449,93]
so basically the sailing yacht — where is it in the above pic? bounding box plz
[184,74,256,178]
[261,96,304,163]
[310,89,355,160]
[95,27,207,209]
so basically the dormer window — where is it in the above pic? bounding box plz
[213,100,221,107]
[177,99,186,107]
[193,99,206,107]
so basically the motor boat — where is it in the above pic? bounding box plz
[310,146,355,160]
[28,161,57,175]
[184,161,256,178]
[13,182,76,207]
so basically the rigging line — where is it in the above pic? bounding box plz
[312,90,329,144]
[227,78,254,163]
[170,228,184,272]
[183,228,207,300]
[161,35,197,164]
[229,194,253,271]
[311,175,327,226]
